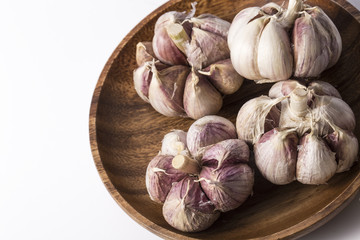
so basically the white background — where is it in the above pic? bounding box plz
[1,0,360,239]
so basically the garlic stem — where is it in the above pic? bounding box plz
[289,88,308,117]
[166,23,190,55]
[172,155,200,175]
[282,0,304,28]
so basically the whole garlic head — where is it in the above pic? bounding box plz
[228,0,342,83]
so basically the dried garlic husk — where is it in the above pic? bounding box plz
[198,59,244,95]
[228,0,342,82]
[186,27,230,69]
[296,132,337,184]
[162,177,220,232]
[325,126,359,173]
[254,128,298,184]
[183,69,223,120]
[136,42,155,66]
[308,81,341,99]
[311,95,356,135]
[148,64,190,117]
[187,115,237,158]
[236,96,282,144]
[146,154,187,203]
[268,80,304,98]
[161,130,188,156]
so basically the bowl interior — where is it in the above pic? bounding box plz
[90,0,360,239]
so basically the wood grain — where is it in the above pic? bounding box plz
[89,0,360,239]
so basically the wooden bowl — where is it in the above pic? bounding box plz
[89,0,360,239]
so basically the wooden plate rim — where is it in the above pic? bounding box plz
[89,0,360,239]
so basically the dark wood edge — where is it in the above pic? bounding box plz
[89,0,360,239]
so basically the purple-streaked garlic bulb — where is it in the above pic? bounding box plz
[145,115,253,232]
[238,79,358,185]
[134,3,244,119]
[254,128,298,185]
[228,0,342,83]
[162,177,220,232]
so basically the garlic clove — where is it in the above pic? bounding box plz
[229,16,267,80]
[312,95,356,135]
[148,64,190,117]
[198,59,244,95]
[257,18,293,82]
[325,129,359,173]
[296,133,337,185]
[161,130,188,156]
[187,115,237,159]
[254,128,298,185]
[307,80,341,99]
[145,154,188,203]
[190,13,230,38]
[201,139,250,169]
[133,62,152,103]
[268,80,304,98]
[183,69,223,120]
[136,42,155,67]
[228,7,261,49]
[162,176,220,232]
[152,26,188,66]
[305,6,342,69]
[293,10,336,77]
[186,27,230,69]
[199,164,254,212]
[236,95,282,144]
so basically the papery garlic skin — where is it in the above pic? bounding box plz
[136,42,155,66]
[148,64,190,117]
[296,133,337,185]
[254,128,298,185]
[161,130,188,156]
[201,139,249,168]
[183,70,223,120]
[268,80,304,98]
[162,177,220,232]
[146,154,187,203]
[312,95,356,135]
[199,164,254,212]
[187,115,237,158]
[236,96,282,144]
[199,59,244,95]
[326,129,359,173]
[133,62,152,103]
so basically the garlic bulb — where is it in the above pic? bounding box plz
[187,115,237,158]
[134,3,244,119]
[239,79,358,185]
[146,115,253,232]
[145,154,187,203]
[228,0,342,82]
[254,128,298,185]
[297,132,337,185]
[162,177,220,232]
